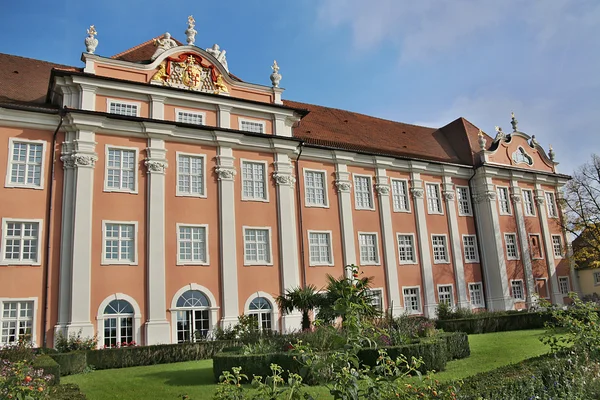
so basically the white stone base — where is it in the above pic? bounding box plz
[145,320,171,345]
[389,305,404,318]
[220,316,240,330]
[282,313,302,333]
[65,322,95,339]
[423,303,438,319]
[487,296,512,311]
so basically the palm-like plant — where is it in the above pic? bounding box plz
[276,284,321,331]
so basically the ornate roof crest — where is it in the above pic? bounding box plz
[150,53,227,94]
[206,44,229,72]
[151,33,178,61]
[185,16,197,46]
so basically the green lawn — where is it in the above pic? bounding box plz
[63,329,552,400]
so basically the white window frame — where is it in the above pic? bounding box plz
[353,174,375,210]
[242,226,273,266]
[529,233,544,260]
[5,138,47,190]
[510,279,525,301]
[551,235,563,258]
[462,234,479,263]
[176,223,209,266]
[522,189,536,216]
[595,272,600,286]
[497,186,512,215]
[425,183,443,215]
[390,178,411,213]
[468,282,484,308]
[175,109,206,125]
[558,276,570,296]
[402,286,422,314]
[239,118,266,134]
[535,277,550,299]
[104,145,139,194]
[504,233,520,260]
[396,233,417,265]
[240,159,269,202]
[175,152,207,198]
[307,230,334,266]
[107,99,141,117]
[244,292,280,332]
[0,297,38,347]
[303,168,329,208]
[0,218,43,266]
[456,186,472,216]
[431,234,450,264]
[437,284,454,307]
[545,191,558,218]
[96,294,142,349]
[357,231,380,266]
[366,288,385,313]
[101,220,138,266]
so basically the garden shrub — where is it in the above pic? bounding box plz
[436,311,551,334]
[1,358,55,399]
[49,351,88,376]
[212,352,305,383]
[437,332,470,360]
[32,355,61,385]
[358,338,447,373]
[54,330,98,353]
[47,383,87,399]
[0,336,36,363]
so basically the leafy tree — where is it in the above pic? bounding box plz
[276,284,321,331]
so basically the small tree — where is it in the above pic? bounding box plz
[276,284,321,331]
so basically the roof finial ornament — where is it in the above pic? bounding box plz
[478,129,487,151]
[548,144,555,162]
[206,44,229,72]
[270,60,282,88]
[511,111,518,132]
[530,134,539,147]
[185,16,197,46]
[151,33,178,61]
[494,126,506,142]
[84,25,98,54]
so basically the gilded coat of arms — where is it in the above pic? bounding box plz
[150,53,228,94]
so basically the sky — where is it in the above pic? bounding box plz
[1,0,598,175]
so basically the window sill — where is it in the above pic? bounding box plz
[355,207,376,211]
[399,261,418,265]
[433,261,451,265]
[464,259,480,264]
[360,262,381,266]
[177,262,210,266]
[176,193,208,199]
[244,263,274,267]
[4,183,44,190]
[305,203,330,209]
[427,211,444,216]
[458,213,473,217]
[241,197,269,203]
[506,257,521,261]
[309,263,334,267]
[101,261,138,266]
[0,262,41,266]
[392,209,411,214]
[103,188,138,195]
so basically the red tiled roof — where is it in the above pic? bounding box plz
[111,36,185,62]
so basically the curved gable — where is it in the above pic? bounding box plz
[487,131,556,173]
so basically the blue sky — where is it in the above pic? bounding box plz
[1,0,598,174]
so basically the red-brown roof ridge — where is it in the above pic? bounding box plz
[111,35,185,62]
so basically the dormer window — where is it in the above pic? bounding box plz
[108,100,140,117]
[512,147,533,166]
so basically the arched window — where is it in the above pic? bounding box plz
[175,290,210,343]
[247,297,273,331]
[103,299,134,348]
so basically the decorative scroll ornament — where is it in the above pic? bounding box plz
[494,126,506,142]
[144,160,167,173]
[185,16,197,46]
[270,60,282,88]
[61,153,98,168]
[151,33,178,61]
[474,192,497,203]
[535,196,545,205]
[215,166,236,181]
[273,172,296,186]
[478,129,486,151]
[410,188,424,199]
[206,44,229,72]
[60,154,75,169]
[375,184,390,196]
[335,180,352,192]
[510,194,522,203]
[151,53,223,94]
[512,147,533,166]
[443,191,455,201]
[85,25,98,54]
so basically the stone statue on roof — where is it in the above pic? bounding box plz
[151,32,178,61]
[206,44,229,72]
[185,16,197,46]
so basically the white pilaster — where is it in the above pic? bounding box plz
[144,138,170,344]
[534,185,564,305]
[79,84,96,111]
[509,181,535,306]
[217,105,232,129]
[273,153,302,331]
[441,170,469,309]
[215,147,239,328]
[375,170,403,316]
[273,115,293,137]
[335,163,356,276]
[150,95,166,120]
[410,165,437,317]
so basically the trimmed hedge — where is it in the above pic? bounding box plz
[50,351,87,376]
[359,338,447,373]
[438,332,470,360]
[32,355,60,385]
[213,352,305,383]
[86,340,237,370]
[436,312,551,334]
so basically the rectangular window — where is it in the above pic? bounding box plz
[304,170,327,207]
[462,235,479,263]
[438,285,454,306]
[546,192,558,218]
[391,179,410,212]
[456,186,472,216]
[1,301,34,345]
[354,175,373,209]
[108,101,138,116]
[432,235,448,263]
[106,148,136,192]
[397,234,416,264]
[552,235,563,258]
[426,183,442,214]
[240,120,265,133]
[595,272,600,286]
[530,234,543,259]
[177,110,204,125]
[244,228,271,265]
[177,154,205,196]
[505,233,519,260]
[558,277,570,295]
[403,287,421,313]
[178,225,208,264]
[497,187,511,214]
[242,161,267,200]
[469,283,484,307]
[511,280,525,301]
[103,223,136,264]
[366,289,383,312]
[358,233,379,265]
[308,231,333,265]
[7,140,44,188]
[523,190,535,216]
[1,220,41,264]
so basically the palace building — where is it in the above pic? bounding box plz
[0,18,578,348]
